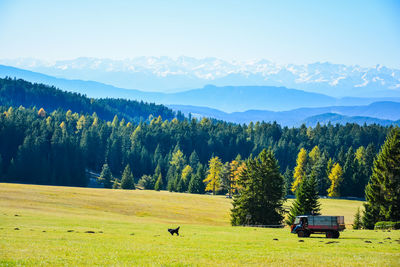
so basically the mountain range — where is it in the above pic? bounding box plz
[1,65,400,113]
[1,64,399,127]
[1,57,400,97]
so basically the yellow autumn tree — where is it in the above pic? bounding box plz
[291,148,308,192]
[181,165,193,184]
[37,108,46,118]
[308,145,321,166]
[203,156,223,195]
[76,115,86,132]
[327,163,343,197]
[355,146,366,165]
[230,160,246,195]
[170,149,186,170]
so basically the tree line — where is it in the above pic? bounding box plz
[0,103,390,198]
[0,77,183,123]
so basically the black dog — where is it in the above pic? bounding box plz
[168,226,180,236]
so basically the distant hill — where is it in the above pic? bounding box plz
[169,102,400,126]
[2,65,400,113]
[0,77,179,123]
[303,113,400,127]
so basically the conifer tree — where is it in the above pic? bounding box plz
[340,147,357,197]
[153,163,162,184]
[286,175,321,225]
[231,149,285,226]
[363,127,400,227]
[308,146,321,166]
[189,150,200,170]
[99,163,113,188]
[291,148,308,192]
[204,156,223,195]
[121,164,135,189]
[353,207,362,229]
[283,166,293,195]
[166,165,175,192]
[327,163,343,197]
[112,179,119,189]
[37,108,46,118]
[227,158,244,196]
[154,174,163,191]
[181,165,193,191]
[138,175,154,189]
[177,177,185,192]
[311,153,328,194]
[167,177,174,192]
[188,163,205,194]
[219,162,231,195]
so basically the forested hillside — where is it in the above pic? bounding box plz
[0,77,182,123]
[0,101,389,197]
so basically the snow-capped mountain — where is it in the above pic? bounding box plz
[1,57,399,97]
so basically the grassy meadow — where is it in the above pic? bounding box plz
[0,183,399,266]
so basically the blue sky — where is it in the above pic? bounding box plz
[0,0,399,67]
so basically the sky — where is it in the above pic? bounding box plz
[0,0,399,68]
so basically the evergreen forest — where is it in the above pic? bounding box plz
[0,78,392,198]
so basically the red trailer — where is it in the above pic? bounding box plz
[290,215,345,238]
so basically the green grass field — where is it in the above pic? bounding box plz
[1,183,399,266]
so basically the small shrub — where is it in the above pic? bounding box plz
[374,221,400,230]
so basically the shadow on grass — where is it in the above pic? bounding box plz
[306,236,370,240]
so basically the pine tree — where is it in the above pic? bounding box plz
[304,175,321,214]
[311,153,328,195]
[353,207,362,229]
[99,163,113,188]
[111,115,119,127]
[167,177,174,192]
[327,163,343,197]
[166,165,175,192]
[189,150,200,170]
[153,163,162,182]
[283,166,293,195]
[188,163,206,194]
[363,127,400,227]
[154,174,163,191]
[138,175,154,189]
[177,177,185,192]
[121,164,135,190]
[231,149,285,226]
[181,165,193,191]
[291,148,308,192]
[340,147,357,197]
[219,162,231,195]
[286,175,321,225]
[286,181,306,225]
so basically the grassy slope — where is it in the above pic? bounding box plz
[0,183,399,266]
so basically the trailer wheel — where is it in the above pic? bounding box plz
[297,230,305,238]
[304,231,311,237]
[326,231,334,238]
[333,231,340,238]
